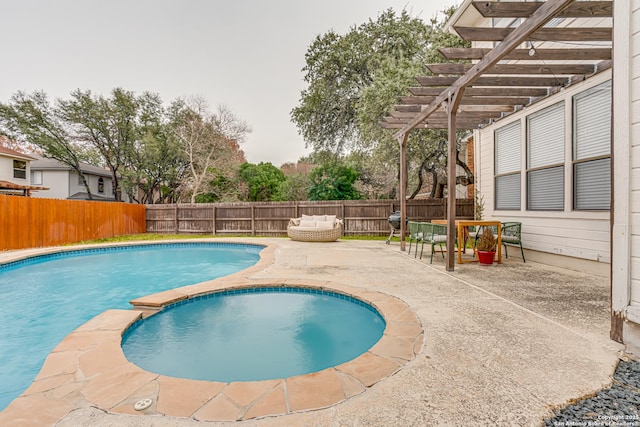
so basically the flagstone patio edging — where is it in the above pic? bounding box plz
[2,274,423,424]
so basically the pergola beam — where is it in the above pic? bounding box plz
[389,111,506,119]
[438,47,611,61]
[472,1,612,18]
[454,26,612,42]
[425,63,596,75]
[393,104,516,115]
[394,105,422,113]
[407,87,550,97]
[381,122,487,129]
[399,95,531,106]
[416,75,570,87]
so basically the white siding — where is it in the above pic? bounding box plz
[0,156,15,182]
[0,156,31,185]
[31,170,70,199]
[475,71,612,264]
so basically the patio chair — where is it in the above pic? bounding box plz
[421,223,448,263]
[501,222,525,262]
[407,221,423,257]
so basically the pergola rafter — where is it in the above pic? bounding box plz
[471,0,612,18]
[381,0,612,271]
[454,26,611,42]
[425,63,597,75]
[439,47,612,61]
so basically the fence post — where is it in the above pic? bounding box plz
[174,205,179,233]
[251,205,255,236]
[212,206,216,235]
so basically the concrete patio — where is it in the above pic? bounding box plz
[0,238,625,426]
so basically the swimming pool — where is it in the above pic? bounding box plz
[0,242,262,411]
[122,287,386,382]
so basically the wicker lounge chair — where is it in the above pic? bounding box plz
[287,214,343,242]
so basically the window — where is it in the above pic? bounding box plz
[78,173,84,185]
[13,160,26,179]
[494,121,521,210]
[573,80,611,210]
[527,102,565,211]
[31,170,43,185]
[98,177,104,194]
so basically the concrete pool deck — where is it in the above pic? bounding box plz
[0,238,626,426]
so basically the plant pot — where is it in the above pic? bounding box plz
[477,250,496,265]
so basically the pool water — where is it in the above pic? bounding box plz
[0,243,262,411]
[122,288,386,382]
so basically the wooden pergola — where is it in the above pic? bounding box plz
[0,180,48,196]
[383,0,612,271]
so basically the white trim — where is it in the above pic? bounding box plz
[628,305,640,324]
[444,0,474,34]
[612,0,632,313]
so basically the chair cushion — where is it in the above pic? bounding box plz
[299,220,316,228]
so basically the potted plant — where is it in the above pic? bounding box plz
[475,227,497,265]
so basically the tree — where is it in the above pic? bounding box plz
[0,91,97,199]
[237,162,286,202]
[292,7,473,199]
[168,97,250,203]
[57,88,156,201]
[278,161,314,201]
[307,163,362,201]
[123,123,188,204]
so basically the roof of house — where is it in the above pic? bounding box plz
[68,191,115,201]
[30,155,112,178]
[0,146,36,161]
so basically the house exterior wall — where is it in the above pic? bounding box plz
[31,170,70,199]
[474,70,612,270]
[0,155,31,185]
[71,171,115,200]
[32,170,116,200]
[613,0,640,355]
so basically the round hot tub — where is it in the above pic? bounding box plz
[121,286,386,382]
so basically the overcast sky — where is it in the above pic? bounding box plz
[1,0,458,166]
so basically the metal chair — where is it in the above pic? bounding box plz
[407,221,423,257]
[421,223,448,263]
[501,222,525,262]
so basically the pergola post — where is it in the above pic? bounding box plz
[398,132,408,251]
[446,89,465,271]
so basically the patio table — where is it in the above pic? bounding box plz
[432,220,502,264]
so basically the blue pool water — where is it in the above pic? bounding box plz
[0,242,262,411]
[122,288,385,382]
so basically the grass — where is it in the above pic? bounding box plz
[69,233,228,245]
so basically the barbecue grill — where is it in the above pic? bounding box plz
[386,210,406,244]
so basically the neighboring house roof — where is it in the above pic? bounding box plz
[30,155,112,178]
[68,191,115,201]
[0,146,36,161]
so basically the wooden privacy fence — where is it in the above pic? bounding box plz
[146,199,474,236]
[0,195,146,250]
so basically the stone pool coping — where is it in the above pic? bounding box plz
[0,240,423,425]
